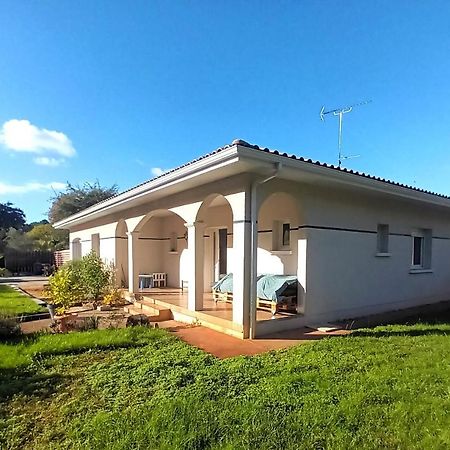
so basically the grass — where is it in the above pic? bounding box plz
[0,285,47,317]
[1,324,450,449]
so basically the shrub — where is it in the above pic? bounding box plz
[47,260,84,309]
[80,252,110,302]
[0,315,21,338]
[102,262,124,306]
[47,252,117,310]
[0,268,11,278]
[103,289,124,306]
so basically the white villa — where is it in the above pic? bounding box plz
[55,139,450,339]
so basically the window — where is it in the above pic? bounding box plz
[272,220,291,251]
[376,224,389,254]
[282,223,291,247]
[411,229,432,270]
[169,232,177,252]
[412,235,423,267]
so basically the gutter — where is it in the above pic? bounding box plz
[249,162,282,339]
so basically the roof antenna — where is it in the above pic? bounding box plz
[320,100,371,168]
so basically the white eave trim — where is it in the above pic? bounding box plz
[54,146,239,228]
[236,146,450,209]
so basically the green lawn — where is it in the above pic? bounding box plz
[1,324,450,449]
[0,285,47,317]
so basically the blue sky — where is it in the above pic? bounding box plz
[1,1,450,222]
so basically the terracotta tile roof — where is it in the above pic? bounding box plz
[94,139,450,209]
[232,139,450,200]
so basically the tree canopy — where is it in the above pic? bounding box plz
[0,202,26,231]
[0,202,68,255]
[0,203,27,254]
[48,181,118,224]
[27,224,68,251]
[4,228,34,252]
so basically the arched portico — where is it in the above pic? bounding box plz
[122,189,257,338]
[190,194,234,312]
[127,209,188,293]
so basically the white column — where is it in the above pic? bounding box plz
[227,191,253,339]
[127,231,140,293]
[186,221,204,311]
[232,219,253,337]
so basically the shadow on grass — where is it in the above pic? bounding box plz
[0,367,68,400]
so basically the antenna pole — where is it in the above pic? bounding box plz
[338,111,343,168]
[321,101,368,167]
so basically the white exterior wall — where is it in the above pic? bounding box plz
[70,222,117,264]
[303,185,450,323]
[257,192,300,275]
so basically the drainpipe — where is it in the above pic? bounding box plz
[249,162,282,339]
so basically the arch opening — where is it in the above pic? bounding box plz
[256,191,305,319]
[196,194,234,290]
[134,210,188,289]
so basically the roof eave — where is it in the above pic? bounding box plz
[54,145,240,229]
[236,145,450,209]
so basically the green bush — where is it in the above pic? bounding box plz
[0,315,21,338]
[80,252,110,302]
[47,252,112,309]
[0,268,11,278]
[47,260,85,308]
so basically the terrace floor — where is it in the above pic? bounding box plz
[137,287,297,323]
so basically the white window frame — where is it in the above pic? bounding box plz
[411,231,424,269]
[272,220,292,253]
[410,228,432,273]
[376,224,390,256]
[281,222,291,248]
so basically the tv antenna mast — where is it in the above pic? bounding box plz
[320,100,371,168]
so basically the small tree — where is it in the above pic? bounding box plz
[47,252,114,311]
[47,260,85,309]
[80,252,110,302]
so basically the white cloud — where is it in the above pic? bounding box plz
[0,119,76,158]
[151,167,168,177]
[0,181,66,195]
[33,156,63,167]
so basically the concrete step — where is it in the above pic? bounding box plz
[137,300,173,319]
[123,305,161,322]
[121,290,134,302]
[123,305,144,315]
[124,300,173,321]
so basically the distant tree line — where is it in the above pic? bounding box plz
[0,181,117,256]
